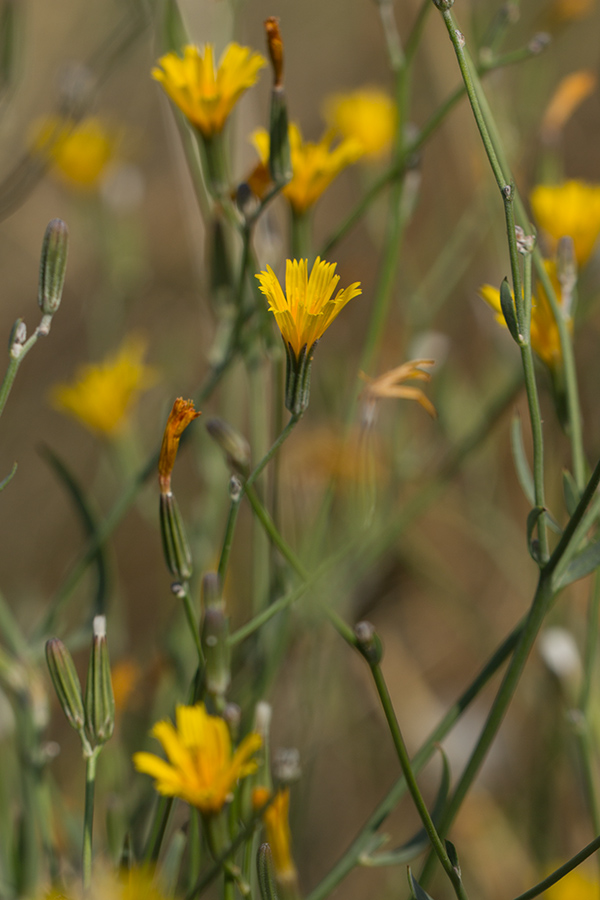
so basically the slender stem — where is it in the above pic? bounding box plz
[177,582,204,666]
[218,493,243,582]
[0,328,44,420]
[290,209,313,261]
[369,662,469,900]
[511,834,600,900]
[82,748,100,892]
[305,618,523,900]
[246,415,300,490]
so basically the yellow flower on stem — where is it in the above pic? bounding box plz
[32,116,116,189]
[323,87,397,159]
[530,180,600,265]
[158,397,201,494]
[51,336,157,437]
[152,43,266,138]
[133,703,261,815]
[479,262,569,370]
[251,122,363,213]
[253,787,299,893]
[256,257,362,415]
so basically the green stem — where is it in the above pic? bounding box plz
[177,582,204,666]
[246,415,300,491]
[217,492,243,582]
[291,209,313,261]
[511,835,600,900]
[0,327,45,421]
[82,748,100,892]
[369,662,469,900]
[305,618,523,900]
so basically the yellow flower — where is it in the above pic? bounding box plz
[251,122,363,214]
[360,360,437,418]
[479,262,569,369]
[253,787,298,888]
[32,116,116,189]
[541,71,596,141]
[133,703,262,814]
[256,257,361,358]
[530,180,600,265]
[323,87,397,159]
[152,43,266,138]
[158,397,201,493]
[543,866,598,900]
[51,336,158,436]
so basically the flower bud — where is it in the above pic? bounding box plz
[38,219,69,317]
[84,615,115,746]
[283,340,314,417]
[206,418,251,475]
[257,843,280,900]
[354,621,383,665]
[159,491,193,581]
[45,637,85,731]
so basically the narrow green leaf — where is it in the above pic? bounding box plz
[500,277,519,343]
[553,539,600,591]
[408,868,437,900]
[445,839,461,877]
[40,444,108,618]
[510,412,534,506]
[562,469,580,518]
[526,507,544,564]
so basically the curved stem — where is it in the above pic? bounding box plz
[82,747,100,892]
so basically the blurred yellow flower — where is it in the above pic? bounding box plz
[530,180,600,265]
[111,660,142,715]
[133,703,261,814]
[51,336,158,436]
[152,43,266,138]
[479,262,569,369]
[251,122,363,213]
[42,866,173,900]
[253,787,298,888]
[32,116,116,189]
[543,866,598,899]
[548,0,596,25]
[323,87,397,159]
[360,359,437,418]
[541,71,596,141]
[256,257,362,358]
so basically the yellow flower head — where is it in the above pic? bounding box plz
[32,116,116,189]
[152,43,266,138]
[479,262,569,370]
[251,122,363,214]
[543,866,598,900]
[256,257,362,358]
[530,180,600,265]
[158,397,201,493]
[323,87,397,159]
[252,787,298,887]
[51,336,158,437]
[133,703,262,815]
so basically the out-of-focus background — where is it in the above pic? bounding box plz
[2,1,600,897]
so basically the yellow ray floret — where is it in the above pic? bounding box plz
[133,703,261,815]
[152,43,266,137]
[530,180,600,266]
[323,87,397,159]
[252,122,363,213]
[256,257,362,358]
[51,336,157,437]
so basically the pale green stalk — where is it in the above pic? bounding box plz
[511,835,600,900]
[82,747,100,892]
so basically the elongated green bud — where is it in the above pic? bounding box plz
[159,491,193,580]
[201,573,230,704]
[84,616,115,746]
[38,218,69,318]
[257,843,280,900]
[206,417,251,476]
[265,18,291,187]
[45,637,85,731]
[284,340,314,416]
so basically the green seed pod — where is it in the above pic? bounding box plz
[38,218,69,317]
[257,843,280,900]
[84,616,115,746]
[45,637,85,731]
[159,491,193,581]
